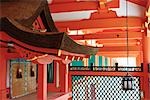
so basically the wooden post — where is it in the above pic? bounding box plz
[37,55,53,100]
[0,48,7,100]
[37,64,47,100]
[143,36,150,100]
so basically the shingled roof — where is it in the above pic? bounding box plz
[0,0,98,56]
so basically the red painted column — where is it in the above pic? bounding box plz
[59,61,65,92]
[0,49,7,100]
[143,36,150,100]
[68,72,72,92]
[65,64,69,92]
[37,64,47,100]
[47,61,58,92]
[136,54,141,66]
[58,61,69,92]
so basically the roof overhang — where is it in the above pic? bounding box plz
[0,0,98,63]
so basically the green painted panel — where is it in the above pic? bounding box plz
[105,57,108,67]
[88,55,95,67]
[47,62,54,83]
[71,60,84,66]
[99,56,102,67]
[72,76,84,81]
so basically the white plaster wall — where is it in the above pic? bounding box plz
[51,10,96,22]
[111,0,145,17]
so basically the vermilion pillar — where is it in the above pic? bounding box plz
[143,36,150,99]
[65,64,69,92]
[37,55,53,100]
[0,48,7,100]
[37,64,47,100]
[136,54,141,66]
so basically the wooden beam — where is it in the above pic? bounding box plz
[70,31,142,40]
[96,39,139,44]
[50,1,98,13]
[127,0,147,7]
[96,39,141,46]
[146,0,150,11]
[51,0,76,4]
[75,39,142,47]
[55,17,143,30]
[99,46,141,52]
[69,71,144,77]
[97,51,140,57]
[50,0,119,13]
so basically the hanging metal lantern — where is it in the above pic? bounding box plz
[30,64,35,77]
[16,59,22,79]
[122,73,134,90]
[30,61,35,77]
[16,67,22,78]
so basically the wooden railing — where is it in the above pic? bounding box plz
[69,66,143,72]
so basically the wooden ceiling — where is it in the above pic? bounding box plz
[49,0,150,57]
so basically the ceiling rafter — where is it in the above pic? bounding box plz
[69,31,142,40]
[50,0,119,13]
[51,0,76,4]
[98,46,141,52]
[49,0,147,58]
[127,0,147,7]
[96,39,141,46]
[55,17,143,30]
[50,1,98,13]
[146,0,150,10]
[97,51,140,57]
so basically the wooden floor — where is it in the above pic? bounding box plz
[11,92,70,100]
